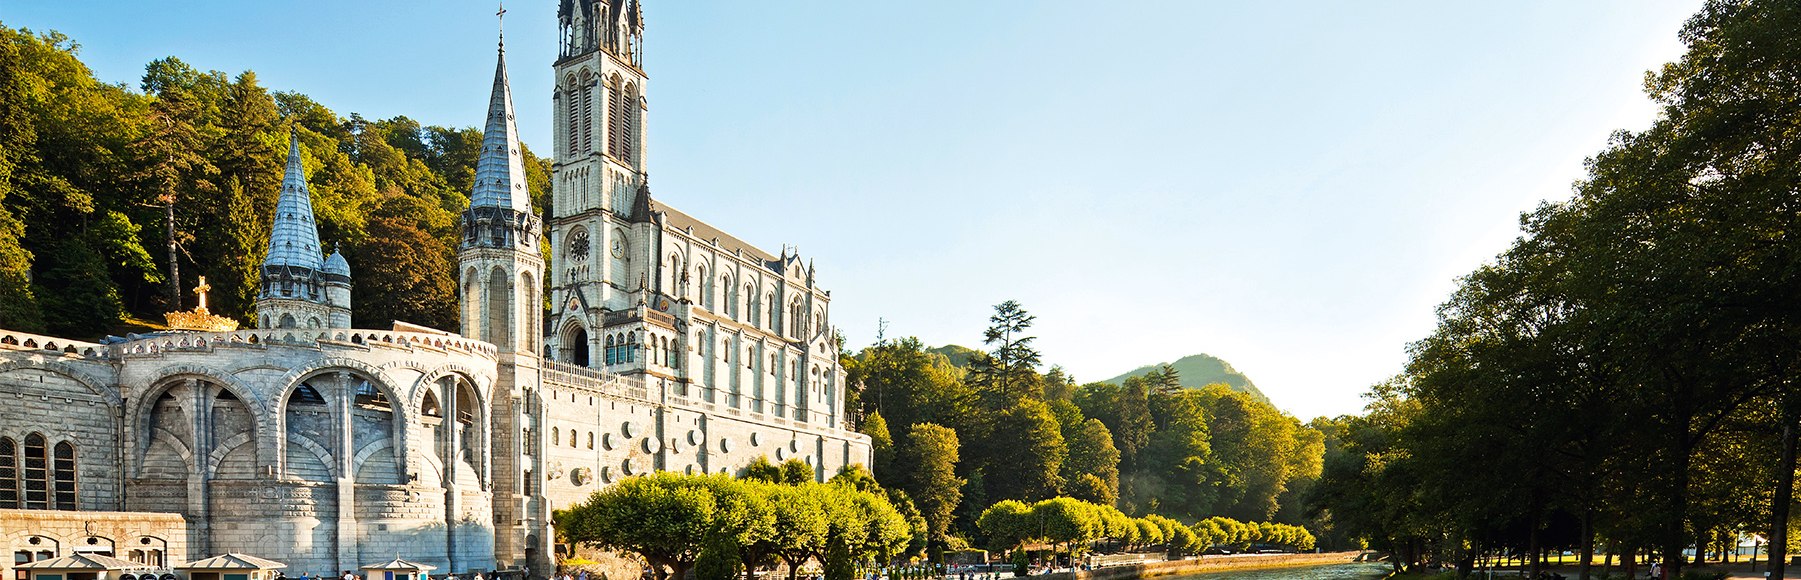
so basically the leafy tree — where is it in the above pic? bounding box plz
[986,399,1066,502]
[741,456,782,483]
[1032,497,1102,562]
[829,463,880,493]
[898,422,963,547]
[557,473,771,580]
[779,458,814,486]
[861,411,895,474]
[354,215,458,329]
[976,499,1034,552]
[694,528,742,580]
[970,300,1043,406]
[1062,418,1120,506]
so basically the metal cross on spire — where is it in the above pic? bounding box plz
[497,2,507,50]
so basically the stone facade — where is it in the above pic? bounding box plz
[0,2,869,578]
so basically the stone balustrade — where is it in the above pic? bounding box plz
[109,328,499,359]
[0,331,106,358]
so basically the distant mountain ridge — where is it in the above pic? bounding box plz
[1105,353,1269,403]
[926,345,1267,404]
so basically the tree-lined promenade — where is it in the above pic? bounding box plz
[1306,1,1801,579]
[554,462,1317,580]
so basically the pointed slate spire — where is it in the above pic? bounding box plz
[468,36,534,215]
[265,129,323,270]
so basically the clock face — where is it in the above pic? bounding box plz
[611,236,626,258]
[569,230,591,261]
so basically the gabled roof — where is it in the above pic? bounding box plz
[178,554,288,570]
[18,553,152,570]
[360,559,437,572]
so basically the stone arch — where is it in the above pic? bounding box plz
[274,358,411,478]
[0,360,122,408]
[559,317,592,367]
[350,439,399,485]
[204,430,257,479]
[283,431,336,481]
[487,265,513,349]
[134,365,264,443]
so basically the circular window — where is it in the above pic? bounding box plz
[602,433,616,450]
[622,459,639,476]
[720,438,734,453]
[775,448,788,461]
[601,465,614,483]
[688,430,702,446]
[642,437,661,453]
[789,439,800,453]
[750,433,762,446]
[571,467,593,486]
[622,421,637,438]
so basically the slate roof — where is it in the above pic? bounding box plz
[467,43,533,215]
[264,130,324,270]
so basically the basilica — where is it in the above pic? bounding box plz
[0,1,870,578]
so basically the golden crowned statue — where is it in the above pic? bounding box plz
[164,277,240,332]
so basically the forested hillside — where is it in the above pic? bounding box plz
[846,301,1327,552]
[1106,353,1269,403]
[0,25,551,338]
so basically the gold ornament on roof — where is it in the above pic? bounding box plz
[164,276,240,332]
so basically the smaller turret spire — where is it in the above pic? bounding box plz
[467,33,534,215]
[265,129,323,271]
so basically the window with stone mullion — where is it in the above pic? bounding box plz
[0,437,16,508]
[21,434,46,510]
[52,442,75,510]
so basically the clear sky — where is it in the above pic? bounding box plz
[5,1,1704,420]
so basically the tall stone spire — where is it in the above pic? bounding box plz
[458,22,543,351]
[265,129,324,270]
[257,128,351,329]
[468,36,533,215]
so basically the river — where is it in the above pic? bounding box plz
[1160,562,1392,580]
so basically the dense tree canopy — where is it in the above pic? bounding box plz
[1306,2,1801,578]
[0,25,549,335]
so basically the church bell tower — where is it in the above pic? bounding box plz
[546,0,650,366]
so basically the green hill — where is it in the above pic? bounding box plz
[927,344,983,367]
[1105,353,1269,403]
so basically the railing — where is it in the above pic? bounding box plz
[109,328,498,359]
[542,360,650,401]
[0,330,106,359]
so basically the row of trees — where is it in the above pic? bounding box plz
[848,301,1326,552]
[1308,1,1801,578]
[555,467,910,580]
[0,24,549,335]
[976,497,1316,564]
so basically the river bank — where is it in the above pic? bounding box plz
[1037,552,1365,580]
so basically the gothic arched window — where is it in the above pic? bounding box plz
[421,390,443,418]
[606,75,624,158]
[0,437,16,508]
[622,83,640,164]
[565,81,580,154]
[52,442,75,510]
[581,73,596,153]
[605,335,617,365]
[21,434,47,510]
[747,284,760,327]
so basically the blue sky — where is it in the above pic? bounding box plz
[5,1,1703,419]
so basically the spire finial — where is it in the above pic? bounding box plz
[497,2,507,51]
